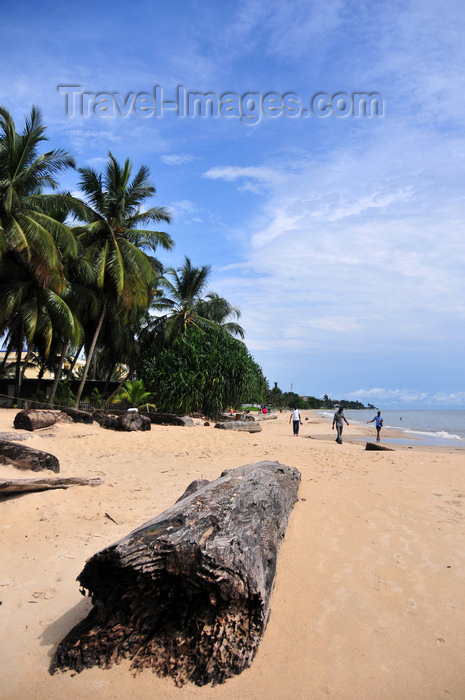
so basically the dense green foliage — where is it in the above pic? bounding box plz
[140,325,266,418]
[264,384,368,410]
[1,105,361,416]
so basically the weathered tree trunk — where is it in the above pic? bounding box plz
[0,476,103,493]
[147,413,194,426]
[92,412,118,430]
[74,299,108,408]
[60,407,94,424]
[116,411,151,431]
[0,440,60,472]
[13,409,60,431]
[214,421,262,433]
[51,460,301,686]
[47,339,69,406]
[365,442,394,451]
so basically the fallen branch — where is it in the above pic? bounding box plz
[0,476,103,494]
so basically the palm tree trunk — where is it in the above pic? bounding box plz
[20,347,33,382]
[74,300,107,407]
[66,341,84,378]
[47,340,69,406]
[0,340,14,376]
[14,325,25,401]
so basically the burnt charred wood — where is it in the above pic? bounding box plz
[51,460,301,686]
[13,409,60,431]
[365,442,394,451]
[61,408,94,424]
[0,476,103,494]
[0,440,60,473]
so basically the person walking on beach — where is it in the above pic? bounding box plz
[367,410,383,442]
[332,406,349,444]
[289,406,302,436]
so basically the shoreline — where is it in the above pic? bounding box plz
[312,410,465,452]
[1,408,465,699]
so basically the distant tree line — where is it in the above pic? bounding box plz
[264,384,371,410]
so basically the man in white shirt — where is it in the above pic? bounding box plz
[289,407,302,436]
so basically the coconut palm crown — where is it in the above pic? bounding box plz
[72,152,173,406]
[0,105,78,288]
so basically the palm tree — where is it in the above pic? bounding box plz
[0,105,79,288]
[147,256,245,343]
[72,152,173,406]
[0,255,80,396]
[195,292,245,338]
[148,256,212,342]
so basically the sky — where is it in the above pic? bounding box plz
[1,0,465,408]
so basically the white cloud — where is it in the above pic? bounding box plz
[161,153,195,166]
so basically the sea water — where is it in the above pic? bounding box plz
[318,409,465,447]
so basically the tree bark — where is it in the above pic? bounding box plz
[13,409,60,432]
[60,407,94,424]
[214,421,262,433]
[0,476,103,493]
[0,440,60,472]
[51,460,301,686]
[74,299,107,408]
[66,341,84,379]
[47,339,69,406]
[116,411,151,431]
[147,413,194,426]
[92,412,118,430]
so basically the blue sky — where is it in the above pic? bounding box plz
[2,0,465,408]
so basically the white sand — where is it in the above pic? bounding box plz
[1,409,464,699]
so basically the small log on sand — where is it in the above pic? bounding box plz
[92,413,118,430]
[116,412,151,431]
[146,413,194,426]
[365,442,394,451]
[214,421,262,433]
[92,412,151,431]
[51,460,301,686]
[0,440,60,472]
[0,476,103,494]
[13,409,60,431]
[61,408,94,424]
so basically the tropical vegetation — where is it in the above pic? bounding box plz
[0,105,265,417]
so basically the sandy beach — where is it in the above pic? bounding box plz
[1,408,464,699]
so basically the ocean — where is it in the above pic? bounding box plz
[317,409,465,447]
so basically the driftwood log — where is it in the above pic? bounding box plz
[51,460,301,686]
[0,440,60,472]
[61,407,94,424]
[214,421,262,433]
[93,412,151,431]
[14,409,61,431]
[0,476,103,494]
[92,412,117,430]
[146,413,194,426]
[116,411,151,431]
[365,442,394,451]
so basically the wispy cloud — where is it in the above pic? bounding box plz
[161,153,195,166]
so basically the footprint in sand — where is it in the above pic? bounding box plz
[32,588,57,600]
